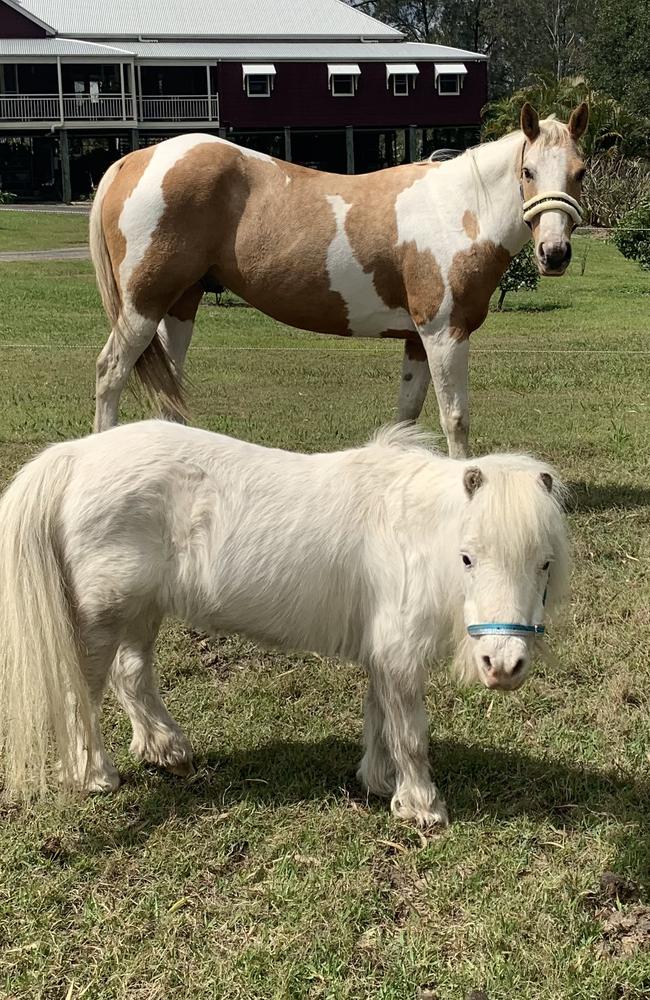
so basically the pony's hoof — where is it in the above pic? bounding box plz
[390,790,449,829]
[165,758,196,779]
[85,766,122,794]
[130,731,194,778]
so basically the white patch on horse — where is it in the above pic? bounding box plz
[118,133,221,298]
[325,194,414,338]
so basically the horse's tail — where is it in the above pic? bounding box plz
[89,158,122,329]
[90,156,187,422]
[0,448,92,799]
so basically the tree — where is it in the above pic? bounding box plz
[580,0,650,119]
[497,245,539,310]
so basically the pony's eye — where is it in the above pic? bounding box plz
[541,561,550,572]
[523,167,534,182]
[462,554,473,568]
[575,168,586,183]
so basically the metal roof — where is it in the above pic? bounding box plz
[18,0,403,39]
[0,37,132,57]
[109,40,487,62]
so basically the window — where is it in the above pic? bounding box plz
[434,62,468,96]
[332,75,354,96]
[246,74,271,97]
[392,74,409,96]
[438,74,460,95]
[327,64,361,97]
[242,64,276,98]
[385,63,419,96]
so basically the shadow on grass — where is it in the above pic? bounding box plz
[568,480,650,511]
[86,735,650,885]
[492,302,570,313]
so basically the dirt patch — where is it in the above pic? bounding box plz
[597,907,650,958]
[189,630,233,680]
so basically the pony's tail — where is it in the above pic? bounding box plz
[0,449,91,799]
[89,158,123,329]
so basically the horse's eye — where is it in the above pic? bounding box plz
[575,168,586,183]
[542,561,550,572]
[523,167,534,181]
[462,554,473,568]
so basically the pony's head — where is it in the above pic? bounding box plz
[453,456,569,691]
[519,102,589,276]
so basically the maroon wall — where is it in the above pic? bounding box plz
[0,0,48,37]
[218,60,487,129]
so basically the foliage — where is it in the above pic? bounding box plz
[0,189,16,204]
[582,151,650,228]
[611,200,650,271]
[497,244,539,310]
[482,76,650,158]
[583,0,650,118]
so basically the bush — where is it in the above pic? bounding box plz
[611,200,650,270]
[582,151,650,227]
[497,244,539,310]
[0,190,16,204]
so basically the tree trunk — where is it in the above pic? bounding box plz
[497,288,507,311]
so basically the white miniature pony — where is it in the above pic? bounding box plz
[0,423,569,826]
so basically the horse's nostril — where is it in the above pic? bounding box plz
[512,657,526,675]
[482,655,492,669]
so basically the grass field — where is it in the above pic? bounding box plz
[0,221,649,1000]
[0,210,88,252]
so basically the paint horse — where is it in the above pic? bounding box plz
[90,102,588,457]
[0,421,569,826]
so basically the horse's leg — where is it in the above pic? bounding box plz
[357,676,394,797]
[420,329,470,459]
[94,305,159,432]
[156,284,203,422]
[110,618,194,777]
[62,638,121,793]
[360,655,448,828]
[397,339,431,423]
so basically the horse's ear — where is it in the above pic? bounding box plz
[568,102,589,141]
[463,467,483,498]
[520,103,540,142]
[539,472,553,494]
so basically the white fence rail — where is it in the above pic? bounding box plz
[0,93,220,124]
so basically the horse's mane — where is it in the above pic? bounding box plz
[369,422,442,455]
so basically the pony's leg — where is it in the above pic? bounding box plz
[156,284,203,422]
[357,677,394,797]
[420,329,470,459]
[360,657,448,828]
[110,621,194,777]
[397,339,431,423]
[94,306,159,432]
[62,640,121,793]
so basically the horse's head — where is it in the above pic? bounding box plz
[455,459,569,691]
[519,102,589,276]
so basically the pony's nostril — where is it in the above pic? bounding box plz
[512,657,526,675]
[482,655,492,670]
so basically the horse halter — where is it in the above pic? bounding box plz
[466,583,549,640]
[519,141,584,230]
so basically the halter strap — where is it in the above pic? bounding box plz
[467,622,545,638]
[522,191,583,226]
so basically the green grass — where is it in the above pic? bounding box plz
[0,210,88,252]
[1,223,649,999]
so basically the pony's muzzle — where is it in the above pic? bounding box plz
[475,638,530,691]
[537,240,572,276]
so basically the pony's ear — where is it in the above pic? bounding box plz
[463,467,483,498]
[520,102,540,142]
[539,472,553,494]
[568,102,589,141]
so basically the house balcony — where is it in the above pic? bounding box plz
[0,93,220,127]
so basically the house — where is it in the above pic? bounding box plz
[0,0,487,201]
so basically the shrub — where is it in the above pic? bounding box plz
[611,200,650,270]
[0,190,16,204]
[497,244,539,310]
[582,151,650,227]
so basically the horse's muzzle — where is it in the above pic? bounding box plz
[537,240,572,276]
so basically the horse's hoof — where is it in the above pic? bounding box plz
[165,759,196,779]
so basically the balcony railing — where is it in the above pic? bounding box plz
[140,95,220,122]
[0,92,220,124]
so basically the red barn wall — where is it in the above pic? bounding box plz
[0,1,48,38]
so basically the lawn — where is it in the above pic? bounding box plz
[0,223,649,1000]
[0,209,89,252]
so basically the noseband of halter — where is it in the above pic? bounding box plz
[467,583,549,640]
[467,622,545,638]
[522,191,583,227]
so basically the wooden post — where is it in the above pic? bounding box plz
[345,125,354,174]
[407,126,419,163]
[136,64,143,122]
[284,126,292,162]
[130,128,139,151]
[206,65,212,122]
[59,128,72,203]
[119,62,126,121]
[130,61,138,123]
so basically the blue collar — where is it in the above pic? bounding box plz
[467,622,545,638]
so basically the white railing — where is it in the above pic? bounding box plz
[0,94,60,121]
[62,92,135,121]
[139,94,220,122]
[0,92,220,124]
